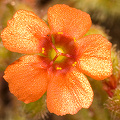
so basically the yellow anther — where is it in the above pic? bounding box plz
[42,48,45,53]
[73,37,76,42]
[72,62,77,67]
[56,67,62,70]
[58,32,63,34]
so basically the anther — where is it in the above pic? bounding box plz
[42,48,45,53]
[56,67,62,70]
[58,32,63,34]
[72,62,77,67]
[73,37,76,42]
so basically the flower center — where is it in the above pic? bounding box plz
[49,47,66,62]
[44,34,77,71]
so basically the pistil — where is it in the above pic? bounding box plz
[48,41,71,68]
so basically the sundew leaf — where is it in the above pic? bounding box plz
[21,93,48,120]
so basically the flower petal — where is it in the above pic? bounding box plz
[1,10,50,54]
[75,34,112,80]
[47,68,93,116]
[3,55,48,103]
[48,4,91,40]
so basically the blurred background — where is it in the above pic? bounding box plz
[0,0,120,120]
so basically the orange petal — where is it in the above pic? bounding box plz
[47,68,93,116]
[4,55,48,103]
[1,10,50,54]
[48,4,91,40]
[75,34,112,80]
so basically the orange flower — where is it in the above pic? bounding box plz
[1,4,112,115]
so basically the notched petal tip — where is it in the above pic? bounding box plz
[47,68,93,116]
[76,34,113,80]
[1,9,50,54]
[4,55,48,103]
[48,4,91,40]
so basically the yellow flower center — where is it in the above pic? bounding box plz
[49,47,66,62]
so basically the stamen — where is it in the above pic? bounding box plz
[72,62,77,67]
[56,67,62,70]
[42,48,45,53]
[58,32,63,34]
[73,37,76,42]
